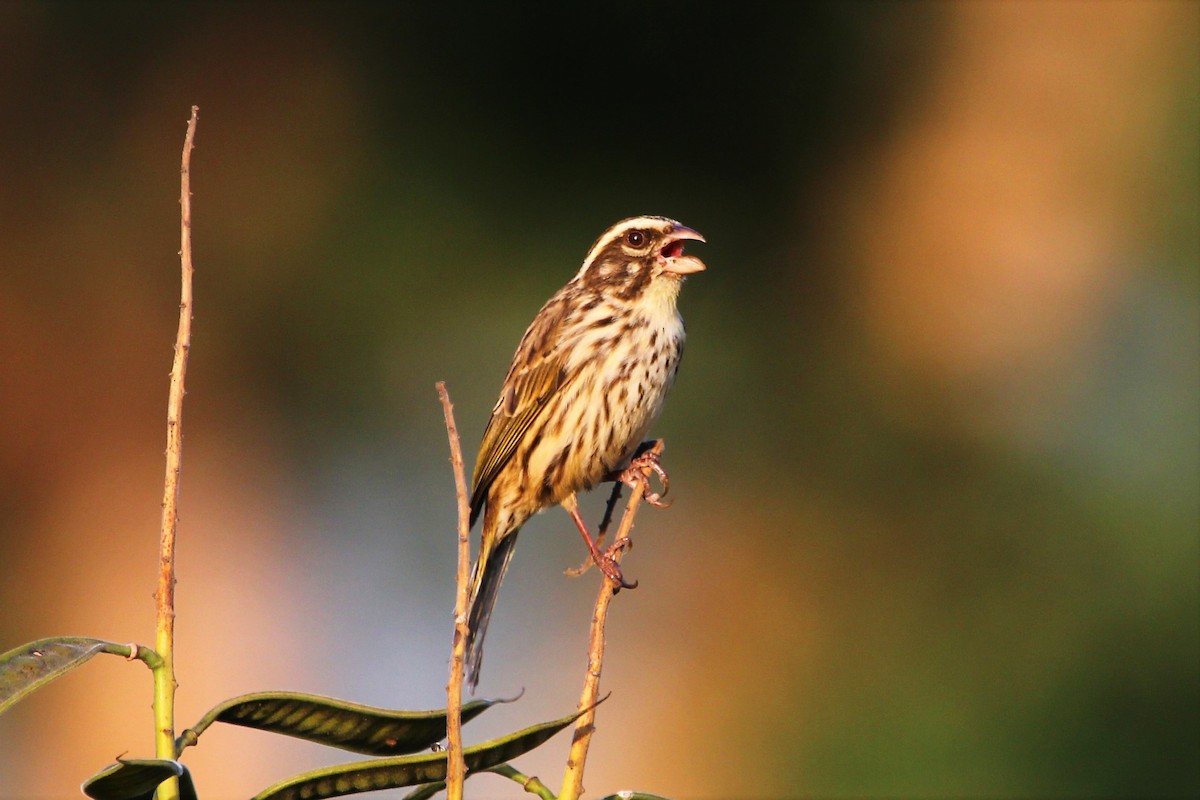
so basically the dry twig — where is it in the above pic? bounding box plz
[559,439,664,800]
[154,105,198,800]
[437,382,471,799]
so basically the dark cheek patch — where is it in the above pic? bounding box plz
[618,265,652,300]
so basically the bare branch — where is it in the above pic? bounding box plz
[437,382,471,799]
[154,104,198,800]
[559,439,665,799]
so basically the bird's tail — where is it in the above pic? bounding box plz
[465,526,519,693]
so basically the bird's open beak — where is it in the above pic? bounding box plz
[659,225,707,275]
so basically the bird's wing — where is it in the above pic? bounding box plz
[469,298,571,524]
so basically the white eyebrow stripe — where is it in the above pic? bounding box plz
[574,216,680,280]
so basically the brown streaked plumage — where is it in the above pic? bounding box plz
[465,215,706,691]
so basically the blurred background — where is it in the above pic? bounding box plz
[0,2,1196,798]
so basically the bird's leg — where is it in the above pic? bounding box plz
[565,441,667,582]
[562,493,637,591]
[564,481,624,578]
[605,439,671,508]
[587,440,669,570]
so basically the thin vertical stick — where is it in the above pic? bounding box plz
[155,105,197,800]
[559,439,663,800]
[437,382,471,799]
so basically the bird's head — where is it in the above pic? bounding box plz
[575,216,706,300]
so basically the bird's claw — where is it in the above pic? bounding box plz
[599,552,638,592]
[566,534,638,583]
[606,536,633,557]
[616,446,671,508]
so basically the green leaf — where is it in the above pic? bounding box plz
[80,759,185,800]
[177,691,503,756]
[251,707,586,800]
[0,637,111,716]
[595,794,673,800]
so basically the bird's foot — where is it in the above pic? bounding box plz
[606,536,633,558]
[566,535,634,580]
[596,550,638,592]
[608,440,671,507]
[563,494,638,591]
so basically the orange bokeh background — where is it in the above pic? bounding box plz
[1,3,1196,798]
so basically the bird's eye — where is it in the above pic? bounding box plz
[625,229,646,248]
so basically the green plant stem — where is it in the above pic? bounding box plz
[489,763,555,799]
[103,641,163,670]
[154,106,198,800]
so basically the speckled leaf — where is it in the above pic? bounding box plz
[0,637,111,716]
[596,794,673,800]
[80,759,195,800]
[251,707,585,800]
[177,691,502,756]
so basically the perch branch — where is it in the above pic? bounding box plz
[154,105,197,800]
[559,439,664,800]
[437,382,471,800]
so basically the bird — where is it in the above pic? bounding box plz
[465,215,706,691]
